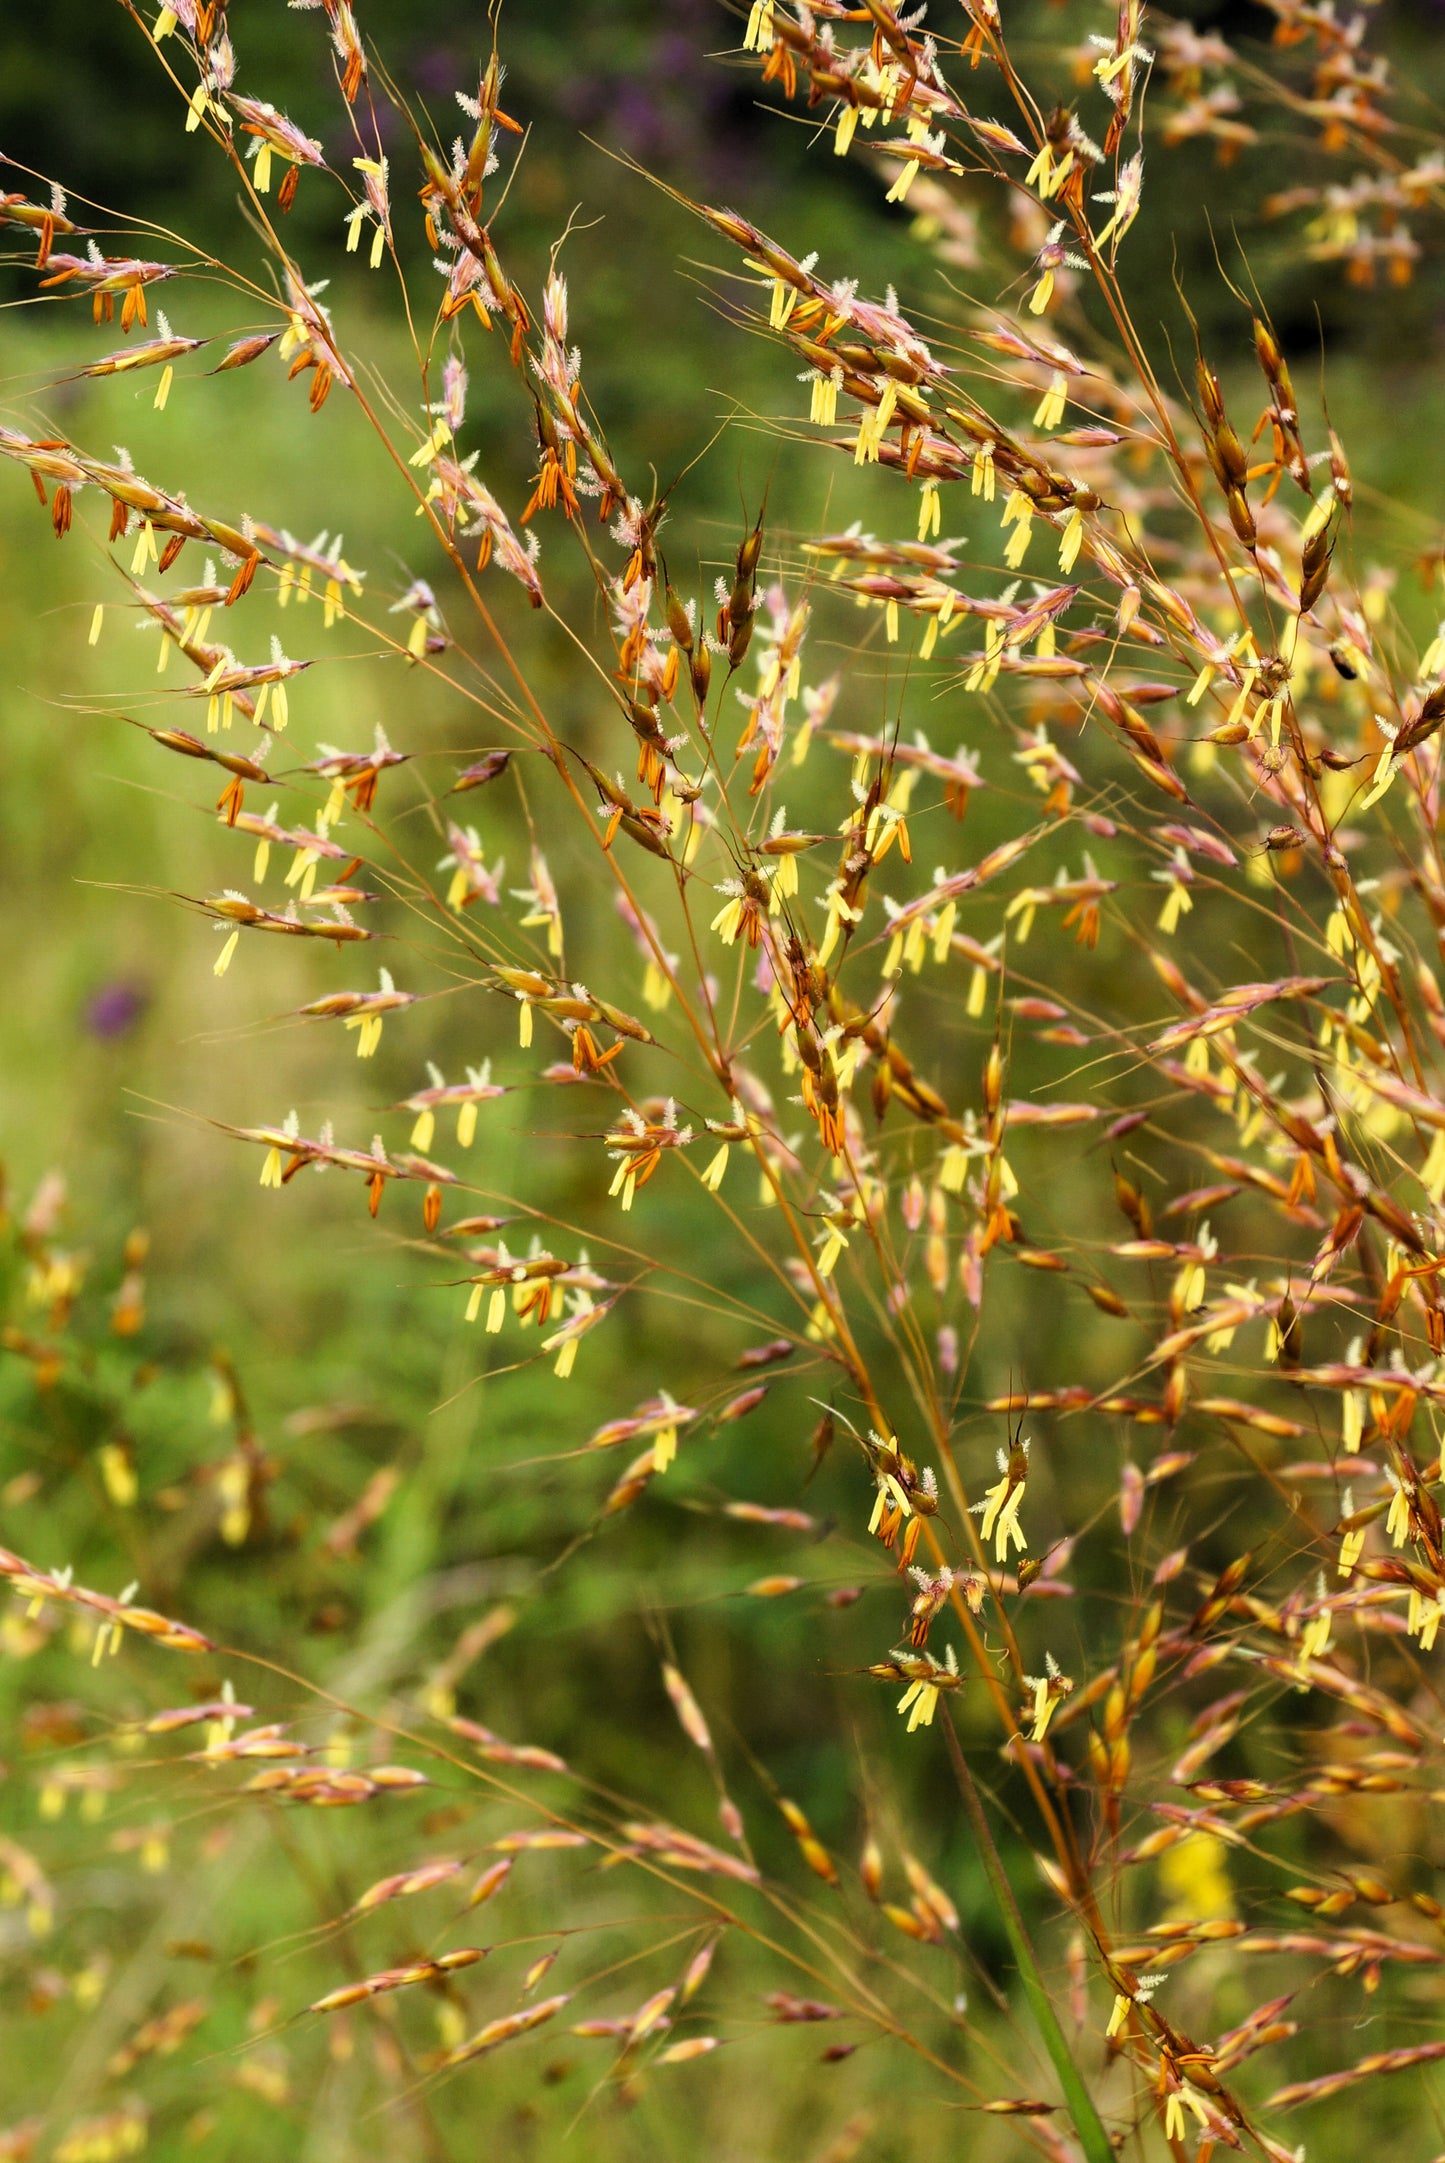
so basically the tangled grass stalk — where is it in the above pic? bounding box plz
[7,1,1445,2157]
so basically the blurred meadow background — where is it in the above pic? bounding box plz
[6,2,1445,2159]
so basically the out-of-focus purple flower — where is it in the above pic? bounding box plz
[408,1,744,185]
[610,81,671,156]
[85,980,148,1040]
[411,46,458,97]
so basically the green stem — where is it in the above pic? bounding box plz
[943,1714,1115,2163]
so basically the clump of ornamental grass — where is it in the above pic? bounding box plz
[9,1,1445,2158]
